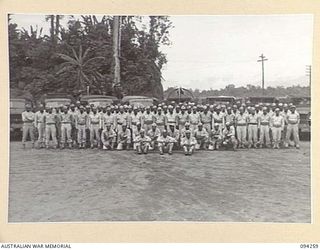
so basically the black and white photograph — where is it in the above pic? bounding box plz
[8,14,312,223]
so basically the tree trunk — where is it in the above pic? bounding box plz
[55,15,60,40]
[113,16,121,88]
[50,15,55,44]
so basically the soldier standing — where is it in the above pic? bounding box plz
[88,106,101,148]
[75,106,87,149]
[60,106,73,149]
[21,104,35,148]
[34,105,46,148]
[285,105,300,149]
[200,106,212,132]
[235,107,248,148]
[247,107,260,148]
[271,108,284,149]
[44,107,58,149]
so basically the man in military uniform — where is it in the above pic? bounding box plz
[271,108,285,149]
[200,106,212,133]
[60,106,73,149]
[181,130,197,156]
[34,105,46,148]
[101,123,116,150]
[75,106,87,149]
[117,124,131,150]
[88,106,101,148]
[222,122,237,150]
[212,105,225,133]
[235,107,248,148]
[259,107,271,148]
[247,107,260,148]
[44,107,58,149]
[154,107,166,132]
[189,106,200,132]
[143,106,154,132]
[208,123,223,150]
[285,105,300,149]
[129,106,143,135]
[157,130,176,155]
[177,106,189,132]
[167,124,180,148]
[101,107,116,131]
[21,104,35,148]
[194,122,209,150]
[116,106,128,132]
[133,129,151,154]
[147,123,161,150]
[166,105,178,131]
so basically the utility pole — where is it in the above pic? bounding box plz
[113,16,121,88]
[257,54,268,96]
[306,65,311,89]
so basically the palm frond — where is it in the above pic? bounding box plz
[83,56,105,67]
[71,47,79,61]
[56,53,79,65]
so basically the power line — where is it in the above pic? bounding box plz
[257,53,268,95]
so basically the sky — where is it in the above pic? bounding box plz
[10,14,313,90]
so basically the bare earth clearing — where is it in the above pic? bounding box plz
[8,142,310,222]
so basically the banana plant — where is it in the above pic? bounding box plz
[56,45,105,91]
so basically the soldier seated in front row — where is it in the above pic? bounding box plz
[194,123,209,150]
[222,122,237,150]
[147,123,161,150]
[157,130,177,155]
[167,124,180,149]
[101,123,116,150]
[133,129,151,154]
[208,123,223,150]
[181,130,197,156]
[117,124,131,150]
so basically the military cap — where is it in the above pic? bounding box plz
[185,130,191,134]
[275,108,280,111]
[168,105,173,109]
[157,107,162,110]
[185,122,190,126]
[151,123,157,127]
[263,107,268,111]
[181,106,186,110]
[198,122,203,126]
[225,122,231,126]
[214,123,219,127]
[119,105,124,109]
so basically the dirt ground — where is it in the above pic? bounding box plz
[8,141,310,223]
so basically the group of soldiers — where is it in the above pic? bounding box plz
[21,100,301,155]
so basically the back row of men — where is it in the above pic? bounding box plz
[21,101,301,154]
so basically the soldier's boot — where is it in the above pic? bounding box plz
[68,143,72,149]
[296,144,300,149]
[60,143,65,149]
[137,147,142,154]
[159,147,164,155]
[22,143,26,149]
[90,144,94,149]
[253,143,257,149]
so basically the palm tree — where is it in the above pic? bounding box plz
[56,45,105,92]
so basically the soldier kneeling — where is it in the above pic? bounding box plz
[117,124,131,150]
[222,122,237,150]
[133,129,151,154]
[101,124,116,150]
[157,130,176,155]
[181,130,197,156]
[209,123,223,150]
[194,123,209,150]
